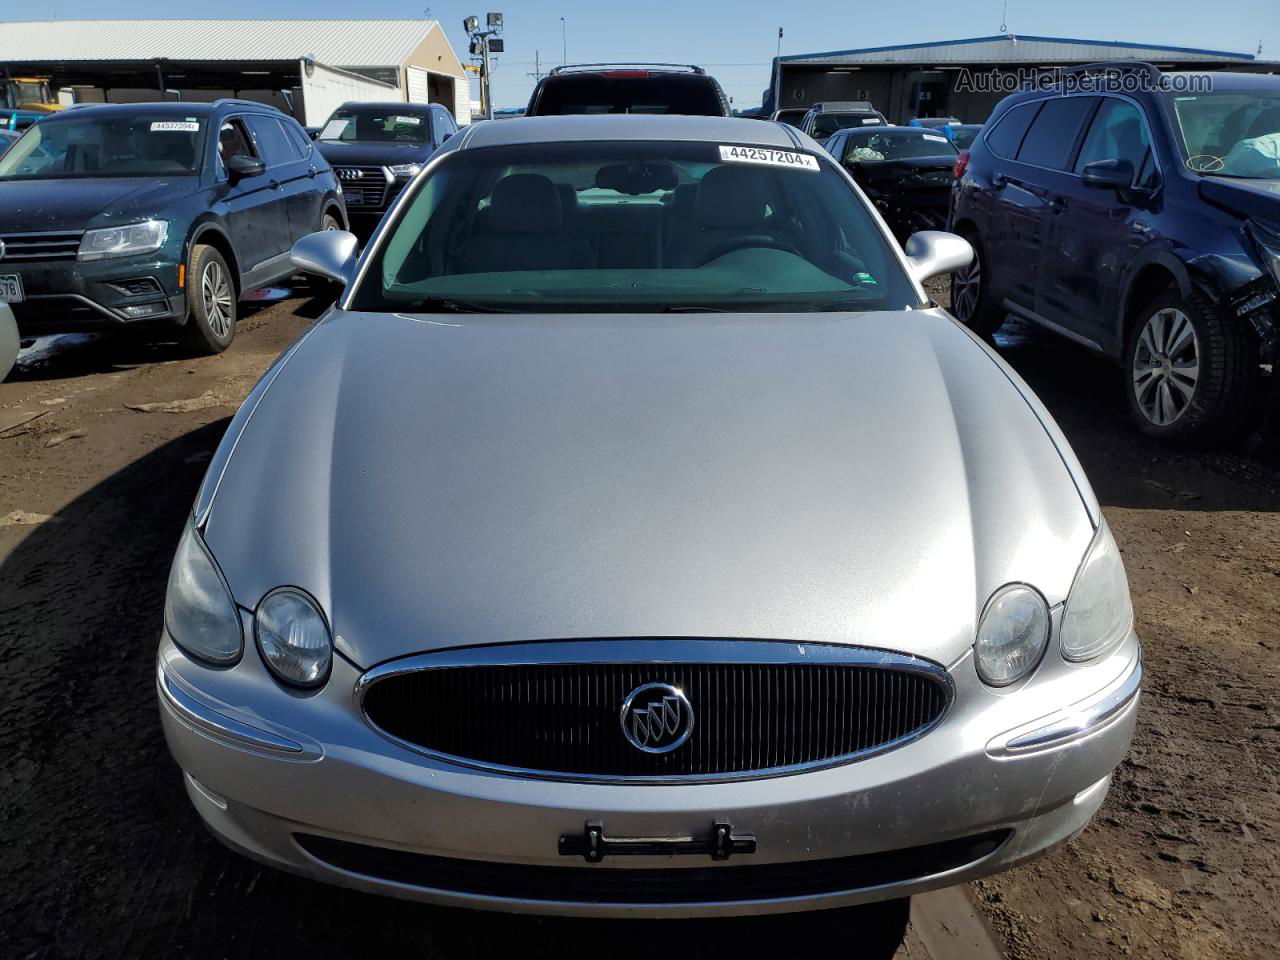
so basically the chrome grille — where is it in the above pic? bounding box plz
[360,643,952,781]
[335,166,388,208]
[0,230,84,261]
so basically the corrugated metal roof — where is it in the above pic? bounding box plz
[782,34,1255,66]
[0,19,441,67]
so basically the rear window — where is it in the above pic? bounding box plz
[1016,97,1097,170]
[530,75,725,117]
[844,130,958,161]
[984,102,1039,158]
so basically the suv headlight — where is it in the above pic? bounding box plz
[78,219,168,261]
[255,588,333,688]
[387,162,422,179]
[974,584,1050,686]
[1061,522,1134,662]
[164,523,243,665]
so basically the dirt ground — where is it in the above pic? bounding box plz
[1,290,1276,959]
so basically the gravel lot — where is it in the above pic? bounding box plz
[1,291,1276,959]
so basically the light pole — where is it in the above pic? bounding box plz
[464,13,504,120]
[561,17,567,66]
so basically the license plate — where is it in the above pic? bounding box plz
[0,274,23,303]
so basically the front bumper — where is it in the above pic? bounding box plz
[158,629,1141,917]
[4,253,185,334]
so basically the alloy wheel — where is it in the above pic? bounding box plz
[1132,307,1200,427]
[201,261,234,339]
[951,247,981,320]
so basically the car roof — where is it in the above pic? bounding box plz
[457,114,803,150]
[339,101,437,110]
[36,101,274,121]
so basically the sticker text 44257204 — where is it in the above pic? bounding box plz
[718,145,819,172]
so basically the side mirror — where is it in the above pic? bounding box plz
[903,230,973,284]
[291,230,359,287]
[1081,158,1135,191]
[226,154,266,180]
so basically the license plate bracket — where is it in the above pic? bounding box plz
[0,274,24,303]
[559,820,757,863]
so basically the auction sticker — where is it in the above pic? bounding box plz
[718,145,819,171]
[151,121,200,132]
[393,115,423,125]
[923,134,949,142]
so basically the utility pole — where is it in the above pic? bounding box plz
[561,17,567,66]
[528,50,544,83]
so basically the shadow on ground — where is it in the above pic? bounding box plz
[0,422,909,956]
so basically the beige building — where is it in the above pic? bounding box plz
[0,18,469,124]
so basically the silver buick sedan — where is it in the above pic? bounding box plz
[158,115,1141,917]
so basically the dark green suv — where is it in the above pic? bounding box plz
[0,100,345,352]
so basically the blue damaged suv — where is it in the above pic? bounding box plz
[950,64,1280,442]
[0,100,345,353]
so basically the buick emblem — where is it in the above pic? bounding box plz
[620,683,694,754]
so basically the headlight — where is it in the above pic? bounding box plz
[255,588,332,688]
[1060,522,1133,662]
[388,162,422,179]
[164,523,243,665]
[78,219,168,261]
[974,584,1050,686]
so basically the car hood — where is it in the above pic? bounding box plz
[0,176,197,232]
[314,140,433,167]
[1199,176,1280,228]
[203,309,1095,670]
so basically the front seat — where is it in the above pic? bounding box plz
[664,166,777,268]
[454,174,591,273]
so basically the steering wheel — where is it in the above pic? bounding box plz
[697,235,803,267]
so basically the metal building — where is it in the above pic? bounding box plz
[0,18,469,124]
[768,35,1278,123]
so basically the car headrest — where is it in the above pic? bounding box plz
[695,166,768,229]
[489,173,562,234]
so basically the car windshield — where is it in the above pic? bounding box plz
[845,130,958,161]
[349,140,917,313]
[0,112,207,179]
[951,125,981,150]
[532,75,723,116]
[813,114,880,136]
[1171,90,1280,178]
[318,107,433,144]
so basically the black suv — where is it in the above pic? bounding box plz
[0,100,344,353]
[313,101,458,238]
[526,64,730,117]
[951,65,1280,441]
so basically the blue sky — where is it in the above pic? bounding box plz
[17,0,1280,108]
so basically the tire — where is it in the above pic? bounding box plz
[320,209,342,232]
[184,244,236,354]
[949,229,1004,338]
[1124,288,1258,443]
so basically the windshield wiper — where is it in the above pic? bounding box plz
[399,297,515,314]
[659,305,730,313]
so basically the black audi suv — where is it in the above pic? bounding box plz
[313,101,459,239]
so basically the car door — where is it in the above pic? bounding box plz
[274,116,329,241]
[431,106,458,150]
[996,96,1098,317]
[972,100,1041,310]
[214,115,287,288]
[242,114,307,272]
[1041,96,1160,346]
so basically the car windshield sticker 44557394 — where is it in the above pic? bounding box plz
[718,145,819,171]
